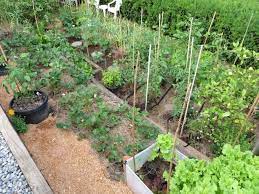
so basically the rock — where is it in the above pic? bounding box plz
[71,41,83,47]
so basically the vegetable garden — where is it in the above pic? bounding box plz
[0,0,258,193]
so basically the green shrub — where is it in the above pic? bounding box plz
[102,66,123,88]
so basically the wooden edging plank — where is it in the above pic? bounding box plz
[0,106,53,194]
[91,78,209,161]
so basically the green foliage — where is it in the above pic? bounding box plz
[0,0,58,24]
[58,85,159,162]
[11,116,28,133]
[121,0,258,54]
[189,66,259,154]
[165,144,259,194]
[2,28,92,95]
[102,66,123,88]
[150,133,174,162]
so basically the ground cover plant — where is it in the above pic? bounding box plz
[57,84,159,163]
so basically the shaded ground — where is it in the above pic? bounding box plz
[0,77,132,194]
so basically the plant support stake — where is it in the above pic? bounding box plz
[132,52,140,172]
[145,45,152,111]
[185,18,193,69]
[180,45,204,137]
[233,13,254,65]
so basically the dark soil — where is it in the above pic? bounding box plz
[85,45,125,70]
[67,36,82,43]
[137,158,172,194]
[12,92,47,112]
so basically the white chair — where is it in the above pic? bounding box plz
[107,0,122,18]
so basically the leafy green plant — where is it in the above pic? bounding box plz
[165,144,259,194]
[11,116,28,133]
[150,133,174,162]
[91,51,104,63]
[102,66,123,88]
[189,66,259,154]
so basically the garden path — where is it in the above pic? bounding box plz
[0,77,132,194]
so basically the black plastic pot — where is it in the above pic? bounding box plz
[0,65,8,76]
[10,91,49,124]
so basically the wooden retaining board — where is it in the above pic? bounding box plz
[0,105,53,194]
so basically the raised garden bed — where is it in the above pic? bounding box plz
[125,143,187,194]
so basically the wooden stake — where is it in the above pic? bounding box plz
[145,45,152,111]
[187,37,194,86]
[132,52,140,172]
[203,12,216,46]
[167,45,203,193]
[32,0,41,36]
[185,18,193,69]
[0,44,8,62]
[180,45,204,137]
[233,13,254,65]
[141,8,143,26]
[247,94,259,118]
[156,13,163,60]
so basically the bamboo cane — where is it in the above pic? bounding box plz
[233,13,254,65]
[132,52,140,172]
[167,45,203,193]
[32,0,41,36]
[141,8,143,26]
[185,18,193,69]
[180,45,204,137]
[145,45,152,111]
[247,94,259,118]
[203,12,216,46]
[0,44,8,62]
[187,37,194,86]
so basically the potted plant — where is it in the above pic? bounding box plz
[102,65,123,91]
[2,63,49,124]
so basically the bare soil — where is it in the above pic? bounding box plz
[0,77,132,194]
[137,158,172,194]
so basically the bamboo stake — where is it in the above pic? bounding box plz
[132,52,140,172]
[187,37,194,86]
[0,44,8,62]
[167,45,203,193]
[203,12,216,46]
[247,94,259,118]
[145,45,152,111]
[156,13,163,60]
[180,45,204,137]
[141,8,143,26]
[32,0,41,36]
[233,13,254,65]
[185,18,193,69]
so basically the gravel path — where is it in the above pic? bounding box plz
[0,132,32,194]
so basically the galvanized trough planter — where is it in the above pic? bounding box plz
[125,143,187,194]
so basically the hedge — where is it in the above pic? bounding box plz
[121,0,258,52]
